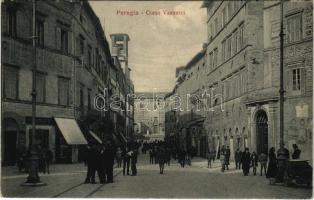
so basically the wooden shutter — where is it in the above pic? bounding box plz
[300,68,306,95]
[285,69,291,92]
[68,31,72,54]
[55,27,61,50]
[44,22,49,47]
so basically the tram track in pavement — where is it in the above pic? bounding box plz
[52,169,122,198]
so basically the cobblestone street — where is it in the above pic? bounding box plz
[1,153,312,198]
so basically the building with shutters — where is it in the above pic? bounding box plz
[1,0,134,165]
[166,0,312,160]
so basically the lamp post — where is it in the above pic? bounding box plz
[22,0,45,186]
[276,0,289,183]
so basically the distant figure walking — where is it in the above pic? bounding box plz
[234,149,242,170]
[123,146,131,176]
[258,152,267,176]
[224,146,230,170]
[251,151,258,176]
[156,146,167,174]
[116,147,123,168]
[131,148,138,176]
[149,148,154,164]
[241,148,251,176]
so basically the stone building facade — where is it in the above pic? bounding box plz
[134,92,166,141]
[1,1,134,165]
[165,0,312,160]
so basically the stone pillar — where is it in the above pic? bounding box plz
[230,136,234,160]
[268,103,278,151]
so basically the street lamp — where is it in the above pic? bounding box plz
[21,0,45,186]
[276,0,289,183]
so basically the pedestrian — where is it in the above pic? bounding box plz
[104,141,115,183]
[258,152,267,176]
[116,147,123,168]
[149,148,154,164]
[292,144,301,159]
[44,147,53,174]
[234,148,241,169]
[99,144,107,184]
[186,153,191,166]
[220,151,225,172]
[251,151,258,176]
[131,147,138,176]
[266,147,277,185]
[207,149,212,168]
[225,146,230,170]
[84,144,98,184]
[166,147,171,166]
[241,148,251,176]
[156,146,166,174]
[123,146,131,176]
[178,149,186,168]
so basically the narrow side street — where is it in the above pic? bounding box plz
[1,153,312,198]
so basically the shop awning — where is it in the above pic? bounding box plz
[54,118,87,145]
[89,130,102,144]
[114,132,127,144]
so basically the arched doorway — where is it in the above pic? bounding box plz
[2,118,19,166]
[256,110,268,155]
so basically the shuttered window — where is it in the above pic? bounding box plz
[287,14,302,43]
[58,77,70,106]
[3,66,18,99]
[61,29,68,53]
[35,73,46,103]
[36,20,44,47]
[6,7,17,37]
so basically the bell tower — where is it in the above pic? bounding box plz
[110,33,130,79]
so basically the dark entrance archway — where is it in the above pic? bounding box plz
[256,110,268,155]
[2,118,19,166]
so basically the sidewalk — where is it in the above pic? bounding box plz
[2,162,87,179]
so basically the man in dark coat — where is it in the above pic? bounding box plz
[156,146,167,174]
[234,149,242,169]
[104,141,115,183]
[225,146,231,170]
[241,148,251,176]
[84,144,98,184]
[131,148,138,176]
[122,146,131,176]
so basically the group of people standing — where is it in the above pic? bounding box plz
[146,141,172,174]
[83,141,115,184]
[222,144,302,184]
[120,141,140,176]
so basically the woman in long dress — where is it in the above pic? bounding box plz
[266,147,277,184]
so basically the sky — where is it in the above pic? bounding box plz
[90,1,207,93]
